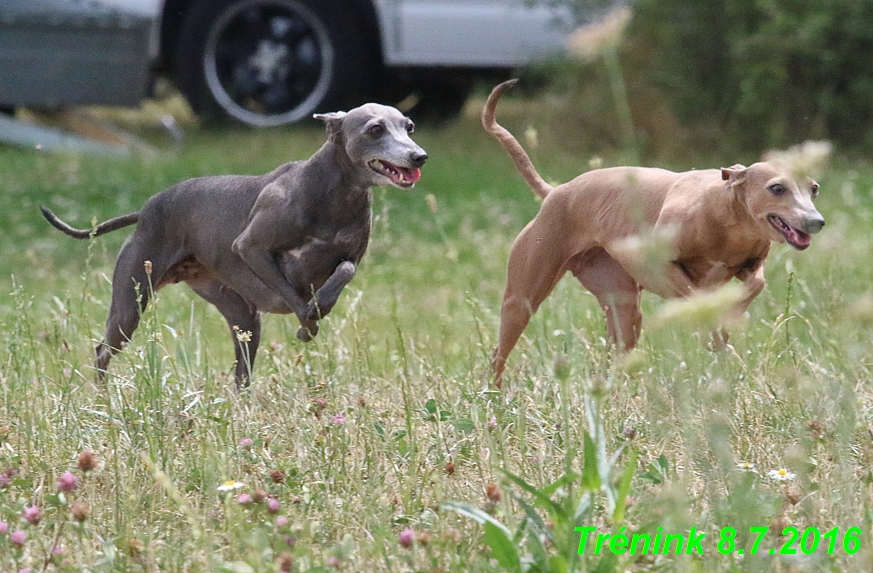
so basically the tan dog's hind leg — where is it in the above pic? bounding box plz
[492,226,572,386]
[568,248,642,350]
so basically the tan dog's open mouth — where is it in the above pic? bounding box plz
[768,214,811,250]
[369,160,421,188]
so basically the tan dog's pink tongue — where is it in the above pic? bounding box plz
[786,227,811,249]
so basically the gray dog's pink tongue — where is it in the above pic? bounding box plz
[398,166,421,185]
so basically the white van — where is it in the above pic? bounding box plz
[0,0,574,126]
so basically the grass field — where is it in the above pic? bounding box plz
[1,94,873,572]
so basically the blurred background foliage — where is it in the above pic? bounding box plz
[526,0,873,159]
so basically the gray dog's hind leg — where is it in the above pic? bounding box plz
[296,261,356,342]
[189,279,261,388]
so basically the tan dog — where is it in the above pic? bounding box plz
[484,80,825,384]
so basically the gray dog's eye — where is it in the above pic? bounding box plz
[768,183,786,196]
[368,124,384,137]
[406,122,415,134]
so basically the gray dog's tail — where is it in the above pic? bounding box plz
[40,207,139,239]
[482,79,553,200]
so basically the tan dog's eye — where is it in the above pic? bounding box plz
[368,124,384,137]
[768,183,786,196]
[811,182,820,197]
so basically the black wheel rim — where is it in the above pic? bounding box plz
[204,0,334,126]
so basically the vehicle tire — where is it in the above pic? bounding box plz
[406,79,473,125]
[175,0,375,127]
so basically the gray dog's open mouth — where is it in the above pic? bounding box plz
[768,214,811,250]
[369,160,421,188]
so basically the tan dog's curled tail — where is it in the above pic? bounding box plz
[482,79,553,200]
[41,207,139,239]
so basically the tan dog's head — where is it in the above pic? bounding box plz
[721,162,824,250]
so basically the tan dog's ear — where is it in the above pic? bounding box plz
[314,111,347,140]
[721,164,747,182]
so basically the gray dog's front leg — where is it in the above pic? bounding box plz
[296,261,357,341]
[232,222,311,322]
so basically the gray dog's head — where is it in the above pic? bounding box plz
[315,104,428,189]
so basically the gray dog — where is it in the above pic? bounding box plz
[42,103,427,386]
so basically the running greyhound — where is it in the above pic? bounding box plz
[483,80,824,385]
[42,103,427,386]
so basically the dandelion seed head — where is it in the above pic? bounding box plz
[567,6,632,62]
[524,126,539,150]
[764,140,832,181]
[589,155,604,170]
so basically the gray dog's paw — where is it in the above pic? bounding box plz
[297,322,319,342]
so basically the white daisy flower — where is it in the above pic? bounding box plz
[217,480,246,492]
[767,468,796,481]
[736,461,757,473]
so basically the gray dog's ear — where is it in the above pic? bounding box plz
[314,111,347,139]
[721,164,747,183]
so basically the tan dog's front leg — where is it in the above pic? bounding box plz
[726,263,767,328]
[710,263,766,350]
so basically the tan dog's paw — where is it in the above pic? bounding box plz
[708,328,730,352]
